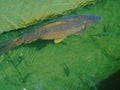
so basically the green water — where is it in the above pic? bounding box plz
[0,0,120,90]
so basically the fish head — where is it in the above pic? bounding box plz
[82,14,101,28]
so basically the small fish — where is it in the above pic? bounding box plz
[0,14,101,54]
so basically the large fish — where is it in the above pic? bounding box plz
[0,14,101,54]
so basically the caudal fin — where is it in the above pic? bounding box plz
[0,36,24,54]
[0,29,40,54]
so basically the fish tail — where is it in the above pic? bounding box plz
[0,27,42,54]
[0,36,24,54]
[0,29,40,54]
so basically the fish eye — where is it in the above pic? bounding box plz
[83,21,87,24]
[83,21,88,26]
[83,20,92,27]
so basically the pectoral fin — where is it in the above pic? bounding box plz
[54,38,65,44]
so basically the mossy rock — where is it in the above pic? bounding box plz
[0,0,95,34]
[0,0,120,90]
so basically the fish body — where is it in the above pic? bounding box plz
[0,14,101,54]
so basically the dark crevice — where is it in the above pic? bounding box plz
[98,70,120,90]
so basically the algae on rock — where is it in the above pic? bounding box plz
[0,0,95,34]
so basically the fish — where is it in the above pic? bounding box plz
[0,14,101,54]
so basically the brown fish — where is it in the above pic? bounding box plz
[0,14,101,54]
